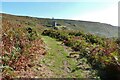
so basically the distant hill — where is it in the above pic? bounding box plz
[1,13,118,38]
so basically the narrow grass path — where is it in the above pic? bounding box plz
[41,36,96,78]
[41,36,83,78]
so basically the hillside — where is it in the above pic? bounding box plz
[1,13,120,80]
[1,13,118,38]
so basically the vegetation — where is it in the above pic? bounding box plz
[1,18,46,79]
[2,13,118,38]
[1,13,120,80]
[42,29,120,80]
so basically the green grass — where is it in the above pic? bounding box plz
[41,36,82,78]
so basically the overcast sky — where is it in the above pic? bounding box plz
[1,0,119,26]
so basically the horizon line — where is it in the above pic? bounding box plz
[1,12,116,27]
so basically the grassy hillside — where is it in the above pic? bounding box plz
[42,29,120,80]
[1,13,120,80]
[1,13,118,38]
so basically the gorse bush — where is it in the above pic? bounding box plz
[82,33,104,46]
[68,31,84,36]
[42,29,69,41]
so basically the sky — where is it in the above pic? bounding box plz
[1,0,119,26]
